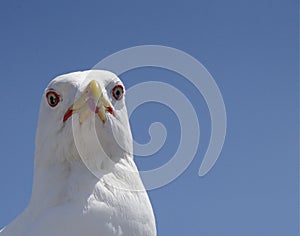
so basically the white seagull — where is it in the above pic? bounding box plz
[0,70,156,236]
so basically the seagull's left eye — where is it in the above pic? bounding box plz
[112,85,124,101]
[46,91,61,107]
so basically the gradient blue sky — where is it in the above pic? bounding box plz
[0,0,298,235]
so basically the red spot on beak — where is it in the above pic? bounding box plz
[94,106,114,116]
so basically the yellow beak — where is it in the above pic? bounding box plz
[63,80,114,124]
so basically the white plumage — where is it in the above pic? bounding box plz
[1,70,156,236]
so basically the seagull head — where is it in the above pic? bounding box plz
[35,70,133,167]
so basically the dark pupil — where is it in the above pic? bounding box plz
[115,89,121,97]
[50,95,56,104]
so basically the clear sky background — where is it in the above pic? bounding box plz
[0,0,298,235]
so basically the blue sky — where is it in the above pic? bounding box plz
[0,0,298,235]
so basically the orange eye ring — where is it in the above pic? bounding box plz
[46,91,61,107]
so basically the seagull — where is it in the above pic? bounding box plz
[0,70,156,236]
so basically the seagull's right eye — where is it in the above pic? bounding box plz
[112,85,124,101]
[46,91,61,108]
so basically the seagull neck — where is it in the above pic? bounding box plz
[30,158,98,210]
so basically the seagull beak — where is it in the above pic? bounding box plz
[63,80,114,124]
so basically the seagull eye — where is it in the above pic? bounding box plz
[46,91,60,107]
[112,85,124,101]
